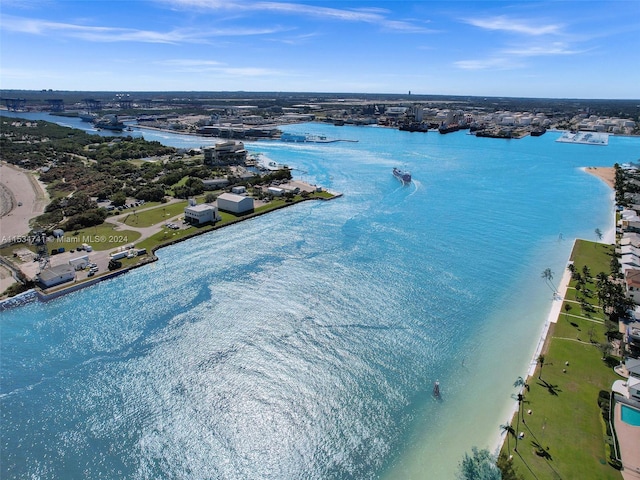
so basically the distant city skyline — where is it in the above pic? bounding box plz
[1,0,639,99]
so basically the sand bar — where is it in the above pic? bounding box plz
[584,166,615,189]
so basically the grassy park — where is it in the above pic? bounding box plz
[121,200,189,228]
[502,240,623,480]
[57,223,142,251]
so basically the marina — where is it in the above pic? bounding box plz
[556,131,609,145]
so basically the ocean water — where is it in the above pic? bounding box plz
[1,117,638,479]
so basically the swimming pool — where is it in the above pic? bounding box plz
[621,404,640,427]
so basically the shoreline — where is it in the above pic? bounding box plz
[0,162,50,239]
[583,166,616,189]
[493,246,575,457]
[496,165,616,458]
[0,191,342,308]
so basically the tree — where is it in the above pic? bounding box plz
[582,265,591,282]
[500,422,515,454]
[512,377,526,451]
[457,447,502,480]
[541,268,556,292]
[497,452,523,480]
[595,228,603,242]
[598,342,612,360]
[111,191,127,207]
[563,302,573,321]
[537,354,545,380]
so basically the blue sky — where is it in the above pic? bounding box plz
[1,0,639,98]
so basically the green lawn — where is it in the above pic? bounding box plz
[502,239,622,480]
[55,224,141,251]
[122,201,189,228]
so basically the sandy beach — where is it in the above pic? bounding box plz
[497,167,617,457]
[0,162,49,239]
[584,166,615,189]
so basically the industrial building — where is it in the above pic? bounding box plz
[184,203,220,225]
[37,264,75,288]
[203,141,247,166]
[216,192,254,214]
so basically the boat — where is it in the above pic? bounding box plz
[393,167,411,184]
[438,122,460,134]
[94,115,125,131]
[79,112,97,122]
[433,380,441,397]
[399,122,429,133]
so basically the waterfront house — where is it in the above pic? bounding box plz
[621,252,640,275]
[629,376,640,401]
[621,232,640,248]
[627,358,640,377]
[625,270,640,305]
[619,245,640,258]
[216,192,254,214]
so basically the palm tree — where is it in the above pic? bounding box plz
[500,422,516,454]
[537,354,545,380]
[512,376,526,451]
[582,265,592,282]
[513,376,525,390]
[542,268,556,292]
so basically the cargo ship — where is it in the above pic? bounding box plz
[94,115,125,131]
[438,122,460,134]
[399,121,429,133]
[393,167,411,184]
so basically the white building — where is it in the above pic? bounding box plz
[38,264,75,288]
[184,203,220,225]
[69,255,89,270]
[216,192,254,214]
[267,187,284,197]
[231,186,246,194]
[203,141,247,166]
[202,178,230,190]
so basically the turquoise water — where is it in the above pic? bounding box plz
[621,404,640,427]
[1,116,639,479]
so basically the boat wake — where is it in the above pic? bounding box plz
[407,180,421,196]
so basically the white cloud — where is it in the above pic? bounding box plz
[502,43,584,57]
[157,0,432,33]
[0,14,289,44]
[463,15,563,36]
[454,57,518,71]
